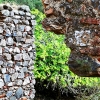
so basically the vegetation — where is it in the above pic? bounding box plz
[31,9,100,99]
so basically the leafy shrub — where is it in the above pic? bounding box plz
[31,9,71,88]
[32,9,100,98]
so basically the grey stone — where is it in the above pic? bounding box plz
[9,96,16,100]
[5,29,11,36]
[14,15,21,19]
[19,5,30,12]
[20,67,28,73]
[0,39,6,46]
[4,17,12,22]
[30,93,35,99]
[0,47,2,55]
[11,72,18,81]
[6,37,13,45]
[23,53,30,60]
[23,61,29,66]
[22,20,29,25]
[4,53,11,60]
[31,20,36,25]
[0,26,3,33]
[14,47,20,53]
[16,79,22,86]
[19,11,25,16]
[13,9,19,15]
[14,54,22,60]
[24,90,29,96]
[15,37,22,42]
[32,79,36,85]
[13,19,18,24]
[25,26,31,31]
[26,12,31,16]
[8,68,15,74]
[6,91,13,97]
[28,46,32,52]
[23,77,30,85]
[4,74,11,82]
[1,68,6,74]
[10,11,14,16]
[31,15,35,19]
[7,61,13,67]
[0,79,4,88]
[2,10,10,16]
[18,25,25,31]
[0,61,3,65]
[18,72,24,79]
[16,62,23,66]
[0,35,4,39]
[15,87,23,99]
[29,59,33,66]
[17,31,22,37]
[15,66,20,71]
[8,82,13,86]
[25,39,33,43]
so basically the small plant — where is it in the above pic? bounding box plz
[32,9,100,98]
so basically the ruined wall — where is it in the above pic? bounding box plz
[42,0,100,76]
[0,4,36,100]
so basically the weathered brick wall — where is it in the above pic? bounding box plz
[0,4,36,100]
[42,0,100,77]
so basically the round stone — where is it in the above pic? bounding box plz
[9,96,16,100]
[0,79,4,88]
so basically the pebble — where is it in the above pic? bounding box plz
[23,77,30,85]
[6,91,13,97]
[0,79,4,88]
[1,10,10,16]
[15,87,23,99]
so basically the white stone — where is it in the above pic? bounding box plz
[25,39,33,43]
[0,39,6,46]
[6,37,13,45]
[4,53,11,60]
[17,31,22,37]
[15,65,20,71]
[8,82,13,86]
[0,26,3,33]
[16,79,22,86]
[14,54,22,60]
[8,68,15,74]
[1,68,6,73]
[20,67,28,73]
[0,47,2,55]
[32,79,36,85]
[13,9,19,14]
[11,72,18,81]
[0,79,4,88]
[2,10,10,16]
[23,77,30,85]
[31,20,36,25]
[14,47,20,53]
[24,90,30,96]
[23,53,30,60]
[18,72,24,79]
[25,26,31,31]
[28,46,32,52]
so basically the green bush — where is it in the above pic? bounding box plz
[31,9,71,88]
[32,9,100,98]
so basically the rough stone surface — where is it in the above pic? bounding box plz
[42,0,100,77]
[0,4,36,100]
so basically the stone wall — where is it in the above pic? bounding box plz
[42,0,100,77]
[0,4,36,100]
